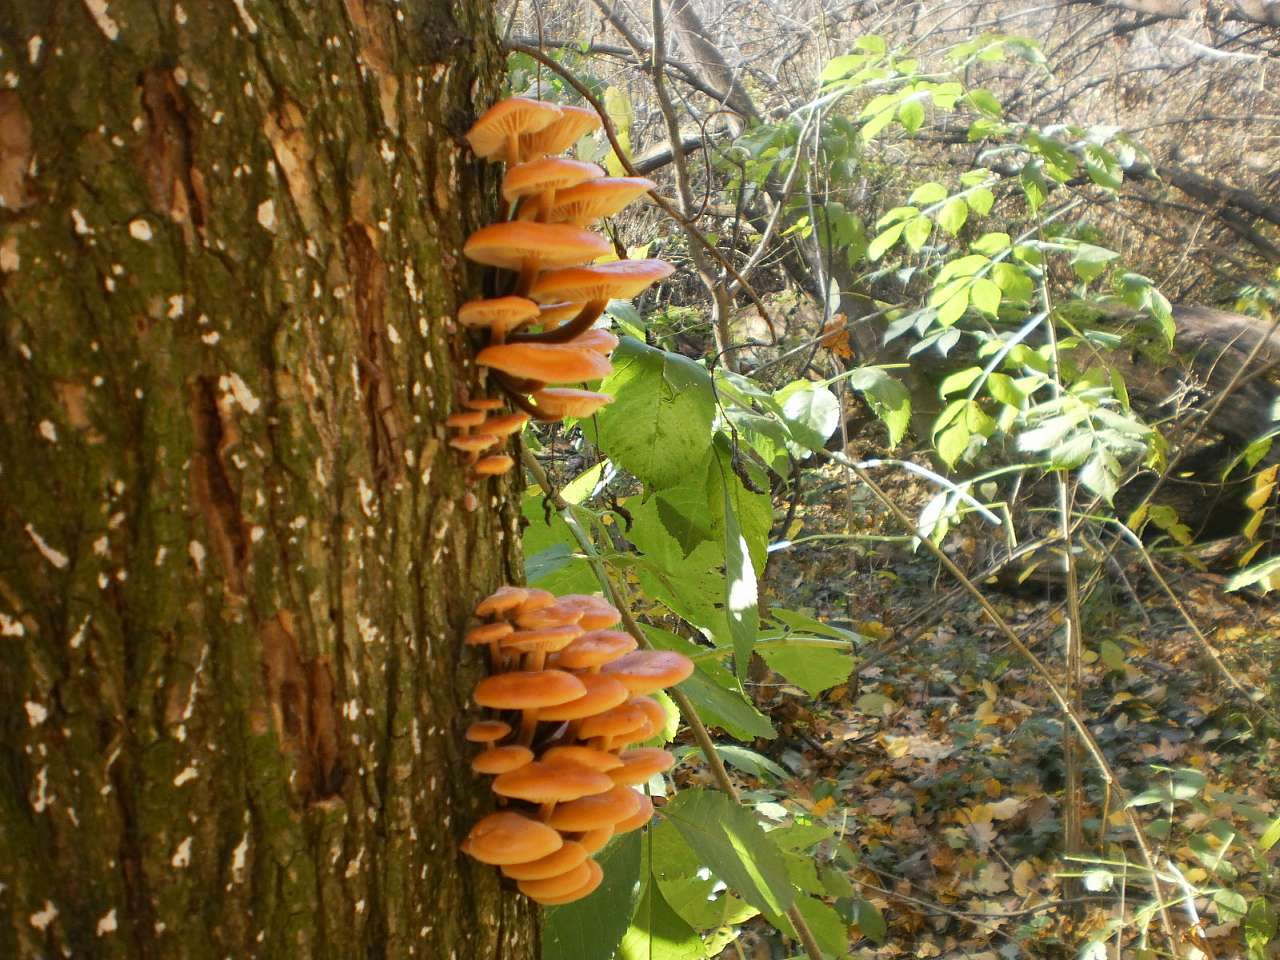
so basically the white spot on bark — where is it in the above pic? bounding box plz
[96,908,117,935]
[173,766,197,786]
[189,540,206,573]
[128,219,153,241]
[174,3,187,25]
[38,420,57,442]
[167,294,185,318]
[155,546,167,566]
[219,372,260,413]
[173,66,188,86]
[25,525,69,569]
[171,837,193,868]
[32,765,49,812]
[256,199,276,231]
[202,331,220,345]
[231,0,258,33]
[81,0,119,40]
[29,901,58,931]
[93,536,109,556]
[28,36,43,64]
[71,208,94,235]
[69,616,89,648]
[1,613,25,637]
[25,702,47,726]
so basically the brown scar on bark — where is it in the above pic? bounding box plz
[259,612,345,803]
[263,98,321,232]
[138,69,207,246]
[342,0,400,133]
[189,376,249,594]
[0,92,35,212]
[343,222,404,488]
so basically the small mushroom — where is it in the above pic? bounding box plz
[461,811,563,866]
[541,745,625,772]
[553,629,637,672]
[465,719,512,745]
[476,342,612,385]
[463,221,611,297]
[545,784,643,832]
[466,620,514,670]
[503,157,603,223]
[521,259,675,344]
[516,860,595,903]
[462,395,506,412]
[535,674,630,722]
[520,104,602,161]
[532,859,604,905]
[501,624,583,673]
[466,97,561,167]
[614,790,655,833]
[533,301,587,331]
[530,388,614,420]
[474,669,587,746]
[608,747,675,786]
[546,177,657,226]
[599,650,695,696]
[500,840,589,882]
[474,454,516,477]
[472,744,535,775]
[492,759,614,819]
[458,296,541,345]
[475,584,529,617]
[574,827,614,856]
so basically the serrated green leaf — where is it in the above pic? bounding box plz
[619,877,705,960]
[663,789,795,915]
[757,641,854,696]
[937,421,970,468]
[1080,450,1121,504]
[644,627,776,739]
[844,367,911,445]
[590,337,715,489]
[722,477,759,679]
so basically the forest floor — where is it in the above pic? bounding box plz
[696,459,1280,959]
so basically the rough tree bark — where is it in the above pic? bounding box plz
[0,2,537,958]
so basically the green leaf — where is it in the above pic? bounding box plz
[1070,243,1119,283]
[545,829,643,960]
[591,337,715,489]
[936,287,969,326]
[716,745,789,782]
[898,98,925,134]
[770,895,850,959]
[856,34,886,53]
[820,54,863,83]
[936,196,969,235]
[721,474,759,679]
[908,182,948,205]
[663,789,795,916]
[844,368,911,445]
[1260,814,1280,851]
[853,898,887,944]
[936,421,970,468]
[966,88,1003,117]
[619,879,706,960]
[1080,450,1121,504]
[868,221,905,260]
[993,261,1034,302]
[778,382,841,453]
[986,372,1025,407]
[1225,556,1280,594]
[972,231,1011,255]
[938,367,983,397]
[757,641,854,696]
[644,627,776,740]
[970,276,1001,316]
[903,215,932,251]
[968,187,995,216]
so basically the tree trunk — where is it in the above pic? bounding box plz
[0,2,537,957]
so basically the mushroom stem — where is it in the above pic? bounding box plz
[494,376,562,422]
[505,133,520,168]
[538,801,557,821]
[535,186,558,223]
[514,258,540,298]
[509,301,606,345]
[518,708,540,747]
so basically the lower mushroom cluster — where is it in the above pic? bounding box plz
[461,585,694,905]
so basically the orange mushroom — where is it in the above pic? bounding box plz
[520,104,602,161]
[530,388,614,420]
[520,259,674,344]
[466,97,561,167]
[503,157,604,222]
[458,296,540,345]
[547,177,657,226]
[463,221,611,297]
[461,811,563,866]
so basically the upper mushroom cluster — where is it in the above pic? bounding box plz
[457,97,673,425]
[460,584,694,905]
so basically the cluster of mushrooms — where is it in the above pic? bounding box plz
[447,96,672,487]
[460,585,694,905]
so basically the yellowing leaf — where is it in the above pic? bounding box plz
[1012,860,1037,896]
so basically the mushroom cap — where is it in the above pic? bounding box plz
[463,395,506,411]
[555,596,622,630]
[502,157,604,202]
[465,621,514,645]
[463,222,611,272]
[516,860,595,901]
[631,696,669,736]
[474,670,587,710]
[546,784,643,832]
[553,629,637,670]
[475,585,528,617]
[515,588,557,615]
[614,790,655,833]
[578,700,650,740]
[536,302,586,328]
[571,328,619,356]
[458,296,541,332]
[536,673,630,722]
[600,650,694,696]
[500,840,589,881]
[517,601,585,631]
[465,719,512,743]
[530,259,675,304]
[501,624,583,656]
[576,826,614,855]
[476,343,612,384]
[446,410,488,429]
[473,454,515,476]
[461,811,563,865]
[520,104,602,160]
[449,433,499,453]
[609,747,675,786]
[482,412,530,437]
[549,177,657,225]
[532,858,605,905]
[471,744,535,775]
[466,97,561,161]
[492,760,614,803]
[541,745,625,772]
[531,388,614,419]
